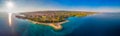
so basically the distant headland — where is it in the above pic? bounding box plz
[15,11,97,30]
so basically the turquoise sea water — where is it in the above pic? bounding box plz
[0,13,120,36]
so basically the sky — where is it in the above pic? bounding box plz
[0,0,120,13]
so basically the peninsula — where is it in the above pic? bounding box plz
[15,11,96,30]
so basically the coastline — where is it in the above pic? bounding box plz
[15,11,97,31]
[28,20,69,30]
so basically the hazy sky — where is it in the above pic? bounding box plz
[0,0,120,13]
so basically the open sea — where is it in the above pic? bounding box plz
[0,12,120,36]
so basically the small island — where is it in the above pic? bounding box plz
[15,11,96,30]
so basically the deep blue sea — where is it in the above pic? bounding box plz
[0,13,120,36]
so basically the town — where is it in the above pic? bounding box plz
[16,11,96,23]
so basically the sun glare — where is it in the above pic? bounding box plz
[6,1,14,26]
[8,13,12,26]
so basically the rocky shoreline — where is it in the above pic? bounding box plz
[28,19,69,30]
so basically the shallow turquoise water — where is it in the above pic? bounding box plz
[0,13,120,36]
[14,15,86,36]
